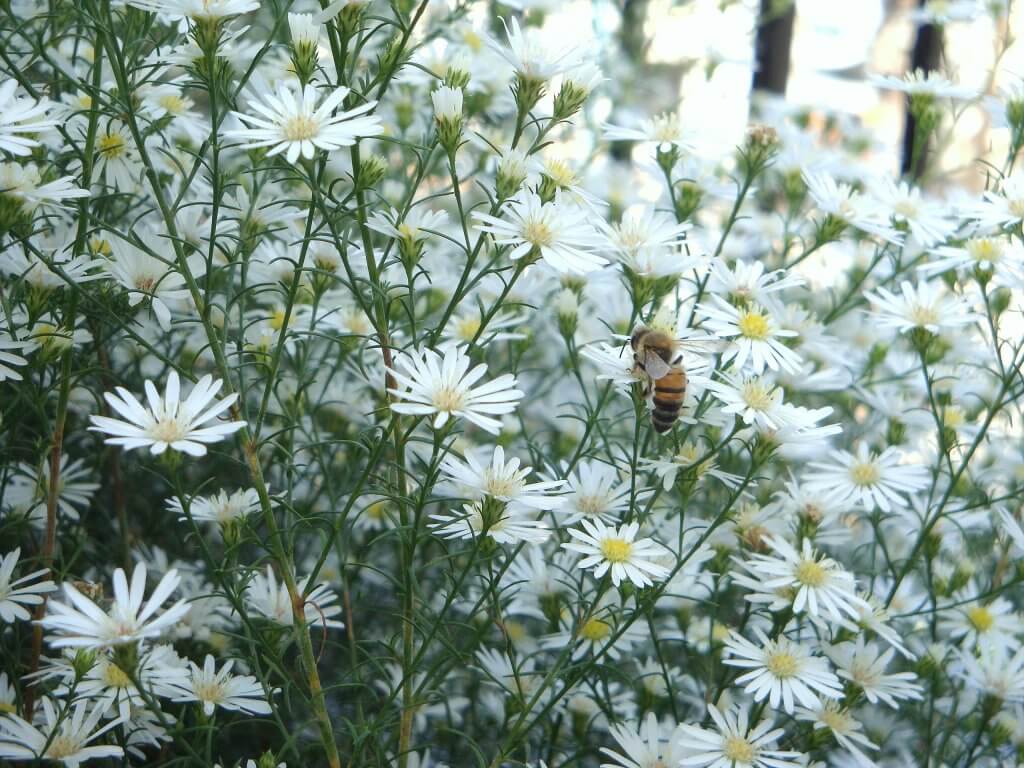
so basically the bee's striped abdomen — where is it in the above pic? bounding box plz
[651,366,687,433]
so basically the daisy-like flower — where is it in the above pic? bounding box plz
[677,703,803,768]
[921,235,1024,284]
[243,566,344,629]
[802,170,902,243]
[0,333,30,382]
[127,0,259,20]
[17,454,99,524]
[735,536,868,624]
[966,171,1024,230]
[104,236,202,331]
[957,645,1024,702]
[170,655,274,716]
[0,548,57,622]
[167,488,262,527]
[429,502,552,545]
[39,563,189,649]
[472,192,605,274]
[0,79,57,156]
[485,16,580,81]
[794,701,878,767]
[387,345,523,434]
[803,444,929,512]
[90,120,142,191]
[603,111,697,151]
[0,163,89,211]
[827,638,923,708]
[224,83,382,164]
[562,519,671,588]
[870,177,957,247]
[705,258,806,305]
[872,68,979,101]
[0,698,123,765]
[438,445,565,511]
[939,595,1023,653]
[89,371,246,457]
[367,206,449,248]
[601,712,689,768]
[723,629,844,714]
[864,279,980,336]
[697,295,802,375]
[558,459,639,524]
[699,371,837,436]
[602,205,691,263]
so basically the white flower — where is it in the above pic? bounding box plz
[0,699,124,765]
[870,177,957,247]
[939,595,1023,653]
[677,703,803,768]
[603,205,691,263]
[872,68,979,100]
[431,85,464,122]
[89,371,246,457]
[429,502,551,545]
[473,192,605,274]
[366,206,448,245]
[287,11,320,47]
[697,295,802,374]
[558,459,638,524]
[0,548,57,622]
[170,655,275,716]
[957,645,1024,702]
[965,171,1024,230]
[224,83,383,164]
[826,638,923,708]
[0,163,88,210]
[90,120,142,191]
[723,629,844,714]
[603,111,697,151]
[39,563,189,649]
[0,79,57,157]
[0,333,30,382]
[803,444,930,512]
[794,701,878,768]
[601,712,689,768]
[706,258,805,304]
[127,0,259,21]
[438,445,565,511]
[802,170,902,243]
[485,17,579,81]
[562,519,671,588]
[104,235,202,331]
[168,488,262,527]
[735,536,868,624]
[387,345,523,434]
[243,566,344,629]
[864,279,980,335]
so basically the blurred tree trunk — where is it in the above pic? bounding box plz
[751,0,796,96]
[901,0,944,177]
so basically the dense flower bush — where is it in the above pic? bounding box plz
[2,0,1024,766]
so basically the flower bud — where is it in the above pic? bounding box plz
[356,154,387,192]
[432,86,464,157]
[496,149,528,201]
[556,287,578,338]
[288,13,320,85]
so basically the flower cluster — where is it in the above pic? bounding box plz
[2,1,1024,767]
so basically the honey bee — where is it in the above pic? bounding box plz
[630,325,688,433]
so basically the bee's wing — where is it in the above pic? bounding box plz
[642,350,672,380]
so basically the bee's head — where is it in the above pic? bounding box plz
[630,325,649,350]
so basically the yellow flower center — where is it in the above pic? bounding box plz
[367,501,386,520]
[151,419,187,444]
[270,308,288,330]
[575,494,605,517]
[98,132,126,158]
[431,386,466,413]
[967,605,994,633]
[283,115,320,141]
[909,303,940,327]
[45,735,81,760]
[722,736,756,763]
[462,29,483,52]
[102,662,133,689]
[967,237,1002,263]
[737,309,771,340]
[1009,197,1024,218]
[135,276,156,293]
[819,706,853,732]
[543,159,577,188]
[453,315,481,341]
[192,679,225,705]
[600,537,633,564]
[0,702,15,714]
[795,558,828,588]
[849,461,880,487]
[522,218,555,248]
[651,112,680,142]
[580,616,611,641]
[159,93,188,115]
[765,649,800,678]
[741,379,777,412]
